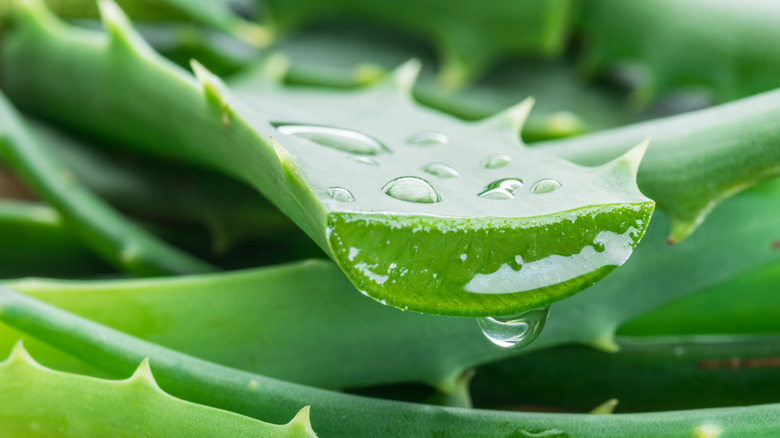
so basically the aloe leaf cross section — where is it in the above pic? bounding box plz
[1,0,654,317]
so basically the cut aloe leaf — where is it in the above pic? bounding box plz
[0,342,316,438]
[0,1,654,316]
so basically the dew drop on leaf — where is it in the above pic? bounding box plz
[381,176,441,204]
[530,178,563,194]
[327,187,356,202]
[482,154,512,169]
[406,131,449,146]
[477,306,550,348]
[273,123,386,155]
[422,162,460,179]
[479,178,524,200]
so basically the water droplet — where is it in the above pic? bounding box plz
[477,306,550,349]
[530,178,563,194]
[382,176,441,203]
[327,187,355,202]
[273,123,387,155]
[422,162,460,179]
[351,156,379,166]
[407,131,449,146]
[479,178,524,200]
[482,154,512,169]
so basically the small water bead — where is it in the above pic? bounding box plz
[479,178,524,200]
[422,162,460,179]
[273,123,387,155]
[406,131,449,146]
[351,155,379,166]
[477,306,550,349]
[482,154,512,169]
[327,187,355,202]
[382,176,441,204]
[530,178,563,194]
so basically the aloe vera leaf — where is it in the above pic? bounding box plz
[3,287,780,438]
[578,0,780,106]
[0,91,217,276]
[536,87,780,242]
[262,0,572,88]
[0,0,654,317]
[0,199,109,278]
[0,179,776,395]
[0,0,269,47]
[618,260,780,337]
[0,342,316,438]
[472,334,780,414]
[28,117,303,255]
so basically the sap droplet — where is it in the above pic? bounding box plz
[351,155,379,166]
[530,178,563,194]
[422,162,460,179]
[482,154,512,169]
[479,178,524,200]
[382,176,441,204]
[407,131,449,146]
[477,306,550,349]
[327,187,355,202]
[273,123,387,155]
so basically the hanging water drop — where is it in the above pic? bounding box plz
[477,306,550,348]
[407,131,449,146]
[479,178,524,200]
[273,123,387,155]
[350,155,379,166]
[530,178,563,194]
[422,162,460,179]
[382,176,441,203]
[327,187,355,202]
[482,154,512,169]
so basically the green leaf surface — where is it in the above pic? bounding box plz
[0,199,108,278]
[0,89,216,276]
[0,0,654,316]
[578,0,780,105]
[472,334,780,413]
[537,88,780,242]
[262,0,573,88]
[3,285,780,437]
[2,179,779,395]
[0,342,316,437]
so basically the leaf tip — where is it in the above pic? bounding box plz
[478,97,535,137]
[384,58,422,96]
[286,406,317,437]
[191,60,232,125]
[590,398,619,415]
[7,340,34,364]
[98,0,149,54]
[233,21,273,48]
[606,138,649,179]
[128,357,159,388]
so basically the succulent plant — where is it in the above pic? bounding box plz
[1,0,780,436]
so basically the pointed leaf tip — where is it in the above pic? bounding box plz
[618,138,650,176]
[257,52,290,84]
[286,406,317,437]
[8,340,34,364]
[129,357,159,387]
[478,97,535,136]
[385,59,422,95]
[13,0,59,31]
[98,0,150,54]
[590,398,619,415]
